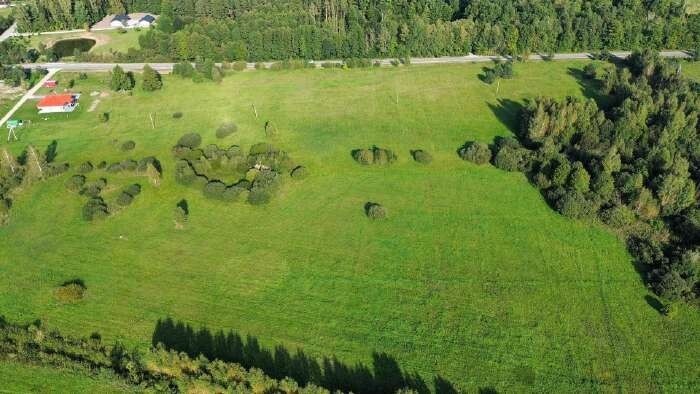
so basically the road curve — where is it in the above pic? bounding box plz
[20,51,692,74]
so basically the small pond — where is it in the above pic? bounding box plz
[51,38,96,58]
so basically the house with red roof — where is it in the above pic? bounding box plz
[37,94,79,114]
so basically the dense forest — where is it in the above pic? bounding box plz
[13,0,700,61]
[482,51,699,305]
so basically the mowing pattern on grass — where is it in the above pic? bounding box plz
[0,66,698,392]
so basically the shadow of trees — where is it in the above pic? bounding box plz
[566,67,611,110]
[153,317,462,394]
[487,98,524,134]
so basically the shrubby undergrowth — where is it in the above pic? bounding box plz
[173,134,302,205]
[0,316,328,393]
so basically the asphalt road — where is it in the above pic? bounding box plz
[19,51,692,73]
[0,22,17,43]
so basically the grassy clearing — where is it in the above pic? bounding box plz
[0,360,136,393]
[25,28,145,56]
[0,62,698,392]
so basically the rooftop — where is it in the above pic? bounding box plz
[37,94,76,108]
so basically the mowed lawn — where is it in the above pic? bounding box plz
[0,62,699,392]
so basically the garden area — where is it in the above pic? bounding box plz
[0,60,699,392]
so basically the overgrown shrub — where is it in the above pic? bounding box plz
[116,192,134,206]
[55,279,86,303]
[65,175,86,192]
[411,150,432,164]
[77,161,93,174]
[216,122,238,139]
[459,141,492,165]
[248,187,272,205]
[124,184,141,197]
[365,202,387,220]
[82,197,109,221]
[222,186,246,201]
[177,133,202,149]
[203,181,226,199]
[352,147,396,165]
[493,145,531,172]
[290,166,308,179]
[121,140,136,151]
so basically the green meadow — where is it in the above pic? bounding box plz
[0,360,135,393]
[1,61,699,392]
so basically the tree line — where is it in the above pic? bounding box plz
[0,315,331,393]
[483,51,699,306]
[12,0,700,62]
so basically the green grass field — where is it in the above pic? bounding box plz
[688,0,700,14]
[0,361,136,393]
[1,62,699,392]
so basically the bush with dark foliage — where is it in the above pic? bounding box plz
[459,142,491,165]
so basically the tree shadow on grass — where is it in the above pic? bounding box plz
[644,295,665,314]
[487,98,524,135]
[152,317,455,394]
[566,67,611,110]
[45,140,58,163]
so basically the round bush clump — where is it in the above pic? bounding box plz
[203,181,227,199]
[411,150,433,164]
[121,159,138,171]
[177,133,202,149]
[365,202,387,220]
[216,122,238,139]
[116,191,134,206]
[459,141,492,165]
[352,149,373,165]
[173,112,183,119]
[97,161,107,169]
[248,188,272,205]
[290,165,309,180]
[107,162,123,173]
[55,279,87,303]
[222,186,246,202]
[124,183,141,197]
[121,140,136,151]
[82,197,109,221]
[66,175,86,192]
[77,161,94,174]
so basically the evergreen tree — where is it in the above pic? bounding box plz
[141,64,163,91]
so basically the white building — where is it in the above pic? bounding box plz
[138,15,156,28]
[110,14,130,28]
